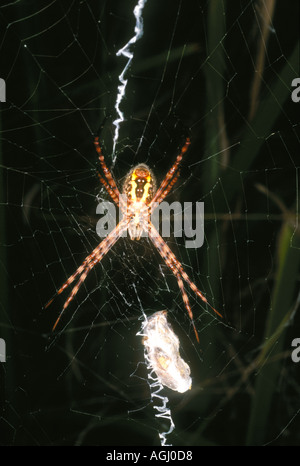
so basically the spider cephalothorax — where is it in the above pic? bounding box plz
[46,135,222,340]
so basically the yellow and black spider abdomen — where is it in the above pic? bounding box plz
[123,164,156,204]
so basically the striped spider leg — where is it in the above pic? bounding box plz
[148,224,222,343]
[46,137,127,329]
[47,219,128,330]
[146,139,222,342]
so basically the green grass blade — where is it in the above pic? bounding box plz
[223,41,299,206]
[202,0,227,193]
[246,221,300,445]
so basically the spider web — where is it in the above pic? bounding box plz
[0,0,300,447]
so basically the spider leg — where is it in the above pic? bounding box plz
[45,226,120,310]
[148,223,221,339]
[45,264,86,309]
[94,136,121,205]
[97,172,120,206]
[150,137,190,206]
[48,219,128,330]
[172,269,199,343]
[151,170,181,209]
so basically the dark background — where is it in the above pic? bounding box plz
[0,0,300,446]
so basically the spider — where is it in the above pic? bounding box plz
[46,136,222,341]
